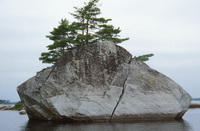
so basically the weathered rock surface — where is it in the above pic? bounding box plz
[17,41,191,122]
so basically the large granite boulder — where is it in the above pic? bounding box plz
[17,41,191,122]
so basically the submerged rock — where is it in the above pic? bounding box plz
[17,41,191,122]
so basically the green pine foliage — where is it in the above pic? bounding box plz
[39,19,76,64]
[136,54,154,61]
[96,25,129,43]
[39,0,129,64]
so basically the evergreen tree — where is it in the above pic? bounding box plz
[39,19,76,63]
[70,0,105,45]
[71,0,128,45]
[39,0,129,64]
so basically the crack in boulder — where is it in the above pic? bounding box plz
[109,59,131,122]
[109,60,131,122]
[109,74,129,122]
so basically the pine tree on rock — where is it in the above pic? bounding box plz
[71,0,129,45]
[39,0,129,64]
[39,19,76,63]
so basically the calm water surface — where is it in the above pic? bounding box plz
[0,106,199,131]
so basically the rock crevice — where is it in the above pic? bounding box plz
[110,76,128,122]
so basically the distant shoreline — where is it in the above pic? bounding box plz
[192,98,200,101]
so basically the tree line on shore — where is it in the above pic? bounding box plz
[0,99,17,104]
[0,99,10,104]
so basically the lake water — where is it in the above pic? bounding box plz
[0,104,200,131]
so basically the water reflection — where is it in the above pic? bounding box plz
[21,119,193,131]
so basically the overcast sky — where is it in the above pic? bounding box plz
[0,0,200,101]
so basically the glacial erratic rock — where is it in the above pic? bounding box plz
[17,41,191,122]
